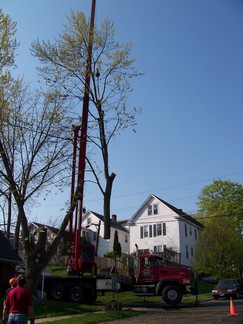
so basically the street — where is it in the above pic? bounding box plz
[102,298,243,323]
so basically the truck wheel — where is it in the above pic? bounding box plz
[51,285,65,301]
[162,285,182,305]
[68,286,84,303]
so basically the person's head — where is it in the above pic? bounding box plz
[9,278,17,287]
[16,274,26,286]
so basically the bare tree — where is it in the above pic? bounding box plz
[0,10,79,294]
[31,10,142,238]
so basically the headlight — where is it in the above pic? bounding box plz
[183,278,191,284]
[212,290,218,293]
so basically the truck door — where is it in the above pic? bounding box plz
[138,256,155,283]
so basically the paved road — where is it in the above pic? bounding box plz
[35,299,243,323]
[100,299,243,323]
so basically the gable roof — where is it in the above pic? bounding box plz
[86,211,129,233]
[29,222,69,240]
[0,231,22,263]
[129,194,204,229]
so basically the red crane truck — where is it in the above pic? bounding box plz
[41,251,195,306]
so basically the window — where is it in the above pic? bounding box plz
[87,217,91,225]
[149,225,153,237]
[140,225,149,239]
[195,229,197,241]
[141,223,166,238]
[190,227,192,235]
[154,245,162,253]
[148,205,152,215]
[148,204,158,215]
[154,257,161,267]
[163,223,166,236]
[153,204,158,215]
[153,224,157,237]
[144,225,148,237]
[191,247,193,257]
[186,245,189,258]
[125,235,128,243]
[185,224,188,237]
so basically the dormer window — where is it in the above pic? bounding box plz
[154,204,158,215]
[148,204,158,215]
[148,205,152,215]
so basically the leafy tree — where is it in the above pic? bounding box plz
[198,179,243,223]
[112,229,121,274]
[192,179,243,278]
[30,9,142,239]
[193,217,243,278]
[113,230,121,259]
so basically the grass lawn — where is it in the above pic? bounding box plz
[0,280,213,323]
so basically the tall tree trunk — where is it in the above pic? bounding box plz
[103,172,116,239]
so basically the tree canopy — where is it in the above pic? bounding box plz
[0,8,141,294]
[193,179,243,278]
[30,9,142,238]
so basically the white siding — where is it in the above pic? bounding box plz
[82,211,129,257]
[128,195,202,267]
[81,195,202,267]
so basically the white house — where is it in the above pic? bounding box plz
[128,194,204,267]
[82,211,130,257]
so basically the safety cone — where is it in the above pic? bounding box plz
[229,297,239,316]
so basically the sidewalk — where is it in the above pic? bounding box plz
[35,313,88,323]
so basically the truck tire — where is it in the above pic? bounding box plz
[68,286,84,303]
[162,285,182,305]
[51,285,65,301]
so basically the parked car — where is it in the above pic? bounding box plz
[212,279,243,300]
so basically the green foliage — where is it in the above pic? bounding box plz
[113,230,121,258]
[0,9,18,70]
[198,179,243,223]
[31,7,143,241]
[193,179,243,278]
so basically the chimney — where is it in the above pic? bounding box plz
[112,214,117,222]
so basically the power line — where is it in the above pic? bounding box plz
[32,171,243,216]
[110,171,243,200]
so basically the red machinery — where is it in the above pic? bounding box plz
[67,0,96,276]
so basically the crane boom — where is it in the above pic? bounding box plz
[68,0,96,275]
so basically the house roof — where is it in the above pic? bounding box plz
[129,194,204,229]
[0,231,22,263]
[29,222,69,240]
[87,211,129,233]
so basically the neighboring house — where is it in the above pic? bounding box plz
[128,194,204,267]
[0,231,22,297]
[27,194,203,268]
[28,222,69,262]
[82,211,130,257]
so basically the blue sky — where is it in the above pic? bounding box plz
[2,0,243,223]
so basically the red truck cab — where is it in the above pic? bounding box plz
[134,254,194,305]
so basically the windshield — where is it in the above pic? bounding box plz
[217,280,238,286]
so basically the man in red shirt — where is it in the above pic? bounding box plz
[2,278,17,321]
[2,274,34,324]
